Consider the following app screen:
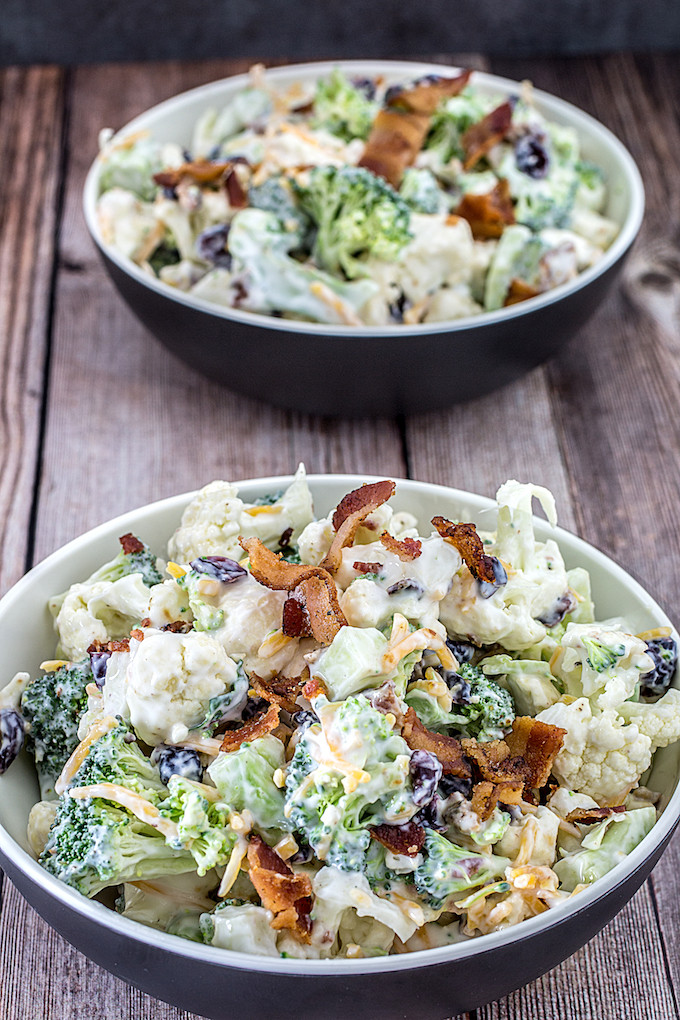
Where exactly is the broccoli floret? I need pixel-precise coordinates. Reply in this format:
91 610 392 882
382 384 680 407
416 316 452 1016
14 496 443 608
87 534 163 588
41 793 194 897
196 661 249 735
581 636 626 674
72 720 167 799
423 89 491 165
449 663 515 741
294 165 412 279
312 68 378 142
158 775 236 875
399 168 446 214
40 721 193 896
248 175 311 247
21 660 93 799
514 171 578 231
413 830 508 909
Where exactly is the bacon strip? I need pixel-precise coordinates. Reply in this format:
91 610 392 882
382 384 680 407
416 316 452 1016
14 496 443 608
87 638 130 654
219 702 280 752
380 533 422 561
353 560 383 575
240 538 347 645
119 533 145 555
471 779 524 821
461 100 513 170
454 178 516 240
249 669 309 713
322 481 396 573
431 517 498 585
370 820 426 857
359 71 471 188
247 835 313 941
153 159 243 189
402 708 472 778
504 716 567 790
566 806 627 825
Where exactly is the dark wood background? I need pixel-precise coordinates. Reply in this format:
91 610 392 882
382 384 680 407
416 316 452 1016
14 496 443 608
1 49 680 1019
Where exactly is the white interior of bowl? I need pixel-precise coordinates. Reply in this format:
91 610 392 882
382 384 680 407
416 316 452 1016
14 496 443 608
82 59 645 338
0 474 678 975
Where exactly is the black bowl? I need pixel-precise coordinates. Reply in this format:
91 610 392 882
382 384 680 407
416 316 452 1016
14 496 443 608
83 61 644 417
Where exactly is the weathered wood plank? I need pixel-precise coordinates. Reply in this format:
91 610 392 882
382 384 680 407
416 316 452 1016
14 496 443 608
0 65 65 595
32 58 404 563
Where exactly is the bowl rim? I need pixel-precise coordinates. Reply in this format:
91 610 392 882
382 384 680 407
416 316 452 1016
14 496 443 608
82 58 645 338
0 472 678 976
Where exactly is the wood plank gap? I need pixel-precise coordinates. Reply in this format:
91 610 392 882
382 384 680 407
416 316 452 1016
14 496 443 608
647 876 680 1020
23 67 73 574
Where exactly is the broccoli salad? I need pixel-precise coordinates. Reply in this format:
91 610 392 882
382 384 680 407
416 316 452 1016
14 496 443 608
95 64 619 327
2 467 679 960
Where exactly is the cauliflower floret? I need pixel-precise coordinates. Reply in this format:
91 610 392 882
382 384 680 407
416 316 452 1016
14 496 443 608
297 517 334 566
537 697 652 804
97 187 163 262
144 579 194 629
125 630 238 745
618 688 680 752
439 480 570 651
297 504 419 568
27 800 58 857
210 573 297 678
423 285 482 322
552 622 654 707
168 463 313 563
51 573 151 660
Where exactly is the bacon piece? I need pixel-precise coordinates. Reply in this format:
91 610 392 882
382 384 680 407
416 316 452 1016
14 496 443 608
431 517 498 585
241 538 347 644
282 595 312 638
566 806 627 825
471 779 524 821
250 669 309 713
370 820 426 857
353 560 383 575
303 675 326 700
504 716 566 789
119 533 145 555
380 533 422 561
247 835 313 942
504 278 540 306
153 159 235 189
322 480 396 573
461 100 514 170
359 71 471 188
219 702 280 752
402 708 471 778
454 178 516 240
129 629 145 642
161 620 193 634
87 638 130 654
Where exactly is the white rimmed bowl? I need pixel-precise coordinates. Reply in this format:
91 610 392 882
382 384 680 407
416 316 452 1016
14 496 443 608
83 60 644 417
1 474 676 1020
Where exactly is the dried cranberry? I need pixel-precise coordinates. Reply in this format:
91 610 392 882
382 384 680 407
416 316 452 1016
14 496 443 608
478 557 507 598
152 745 203 785
351 76 376 100
515 133 550 179
446 639 476 665
537 591 577 628
196 224 231 268
0 708 24 774
189 556 247 583
387 578 424 596
409 749 443 807
641 637 678 698
439 773 473 799
90 650 111 689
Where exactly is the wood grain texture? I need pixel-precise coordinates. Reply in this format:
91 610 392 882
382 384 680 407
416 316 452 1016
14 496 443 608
0 66 65 595
2 50 680 1020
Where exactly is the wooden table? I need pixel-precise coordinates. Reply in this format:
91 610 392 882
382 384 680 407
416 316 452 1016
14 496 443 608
1 51 679 1020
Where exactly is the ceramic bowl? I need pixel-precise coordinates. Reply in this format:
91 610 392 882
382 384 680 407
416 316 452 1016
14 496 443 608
82 61 644 417
1 474 678 1019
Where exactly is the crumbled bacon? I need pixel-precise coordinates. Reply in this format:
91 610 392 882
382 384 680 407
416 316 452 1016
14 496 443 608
119 533 145 555
250 668 309 713
359 71 471 188
161 620 193 634
153 159 235 189
380 533 422 561
402 708 472 778
303 675 326 700
247 835 313 942
370 820 426 857
566 806 627 825
240 538 347 644
129 629 145 642
471 779 524 821
431 517 498 585
504 716 567 790
353 560 383 575
321 480 396 573
454 178 516 240
87 638 131 654
461 100 514 170
220 702 280 752
504 278 540 306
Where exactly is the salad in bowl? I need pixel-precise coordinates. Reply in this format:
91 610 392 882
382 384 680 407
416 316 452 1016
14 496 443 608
1 468 678 963
94 64 620 328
